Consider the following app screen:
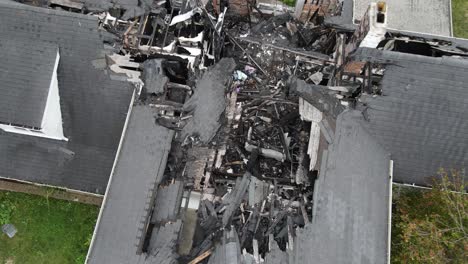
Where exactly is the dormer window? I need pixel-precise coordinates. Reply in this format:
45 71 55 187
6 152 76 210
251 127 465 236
0 39 67 141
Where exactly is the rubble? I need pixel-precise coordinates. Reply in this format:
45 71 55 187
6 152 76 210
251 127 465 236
89 0 324 263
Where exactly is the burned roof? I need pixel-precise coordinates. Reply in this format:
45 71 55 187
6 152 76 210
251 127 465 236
181 58 236 143
353 47 468 186
0 0 133 193
293 110 391 264
0 38 57 128
87 105 176 264
385 29 468 52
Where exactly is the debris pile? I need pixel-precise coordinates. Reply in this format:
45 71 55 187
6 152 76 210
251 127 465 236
184 57 317 264
89 1 339 263
173 8 342 262
225 12 336 84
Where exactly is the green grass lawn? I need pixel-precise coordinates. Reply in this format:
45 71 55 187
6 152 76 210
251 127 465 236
453 0 468 38
391 182 467 263
0 191 98 264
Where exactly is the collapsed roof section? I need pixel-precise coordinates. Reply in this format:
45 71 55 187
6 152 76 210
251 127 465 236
87 51 238 263
81 1 395 263
181 58 236 143
196 109 392 264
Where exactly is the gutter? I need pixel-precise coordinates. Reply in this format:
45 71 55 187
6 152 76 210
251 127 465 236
0 176 103 198
393 182 468 195
392 182 432 190
85 88 136 264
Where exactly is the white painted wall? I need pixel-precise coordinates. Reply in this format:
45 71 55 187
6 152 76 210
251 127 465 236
360 3 387 48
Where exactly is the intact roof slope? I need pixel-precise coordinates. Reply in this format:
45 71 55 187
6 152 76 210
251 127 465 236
353 0 452 36
293 110 391 264
0 0 133 193
87 105 175 264
0 38 57 127
353 47 468 186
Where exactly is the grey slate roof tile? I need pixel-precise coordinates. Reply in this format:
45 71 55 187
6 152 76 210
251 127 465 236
0 0 133 193
353 48 468 185
87 105 176 264
0 38 57 127
291 110 391 264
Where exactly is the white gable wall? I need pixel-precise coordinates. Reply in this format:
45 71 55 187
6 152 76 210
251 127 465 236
41 49 67 141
